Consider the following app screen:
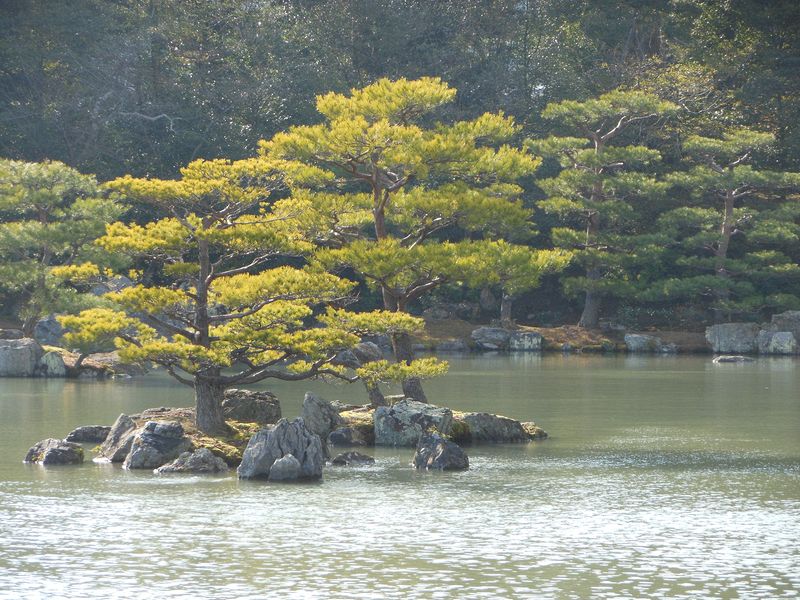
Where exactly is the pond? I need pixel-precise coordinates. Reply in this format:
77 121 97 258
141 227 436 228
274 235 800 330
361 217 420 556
1 354 798 598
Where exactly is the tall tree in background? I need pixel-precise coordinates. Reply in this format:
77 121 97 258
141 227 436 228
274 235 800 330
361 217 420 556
260 77 539 400
531 90 676 328
0 160 123 335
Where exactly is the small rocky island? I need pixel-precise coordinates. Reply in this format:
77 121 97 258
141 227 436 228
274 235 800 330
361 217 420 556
23 389 548 481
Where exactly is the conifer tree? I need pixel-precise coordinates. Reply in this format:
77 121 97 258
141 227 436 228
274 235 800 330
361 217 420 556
58 158 439 434
0 159 123 335
259 77 540 401
530 90 677 328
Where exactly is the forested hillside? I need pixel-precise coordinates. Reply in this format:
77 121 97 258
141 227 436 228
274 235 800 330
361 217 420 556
2 0 799 328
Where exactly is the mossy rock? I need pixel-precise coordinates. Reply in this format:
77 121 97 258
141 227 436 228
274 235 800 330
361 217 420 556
447 418 472 444
339 409 376 445
189 420 263 467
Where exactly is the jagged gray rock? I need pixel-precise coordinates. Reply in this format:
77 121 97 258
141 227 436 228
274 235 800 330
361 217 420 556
123 421 191 470
412 433 469 471
222 389 281 424
237 418 324 480
374 399 453 447
0 329 23 340
705 323 760 354
301 392 343 458
154 448 229 474
509 331 543 352
328 427 370 447
769 311 800 341
435 338 469 353
267 454 302 481
65 425 111 444
37 351 66 377
352 341 384 363
97 414 137 462
331 451 375 466
756 330 797 355
0 338 44 377
470 327 511 350
24 438 84 465
460 413 532 443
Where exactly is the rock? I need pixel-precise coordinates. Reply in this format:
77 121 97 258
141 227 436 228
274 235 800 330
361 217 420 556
65 425 111 444
24 438 84 465
705 323 760 354
90 275 133 296
97 414 138 462
412 433 469 471
756 330 797 355
123 421 191 470
332 349 360 368
154 448 229 474
0 329 24 340
83 351 146 376
0 338 44 377
301 392 344 457
237 418 324 480
624 333 663 353
435 338 469 353
712 355 756 363
331 451 375 466
267 454 302 481
459 412 532 443
33 315 64 346
509 331 543 352
362 334 393 353
470 327 511 351
352 341 384 363
328 427 370 447
221 388 281 425
521 422 549 440
37 351 66 377
769 311 800 341
374 399 453 447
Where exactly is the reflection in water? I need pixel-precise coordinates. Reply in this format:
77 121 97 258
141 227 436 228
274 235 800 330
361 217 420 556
0 355 798 598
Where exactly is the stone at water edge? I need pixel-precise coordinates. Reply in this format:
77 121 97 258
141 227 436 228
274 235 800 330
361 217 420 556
521 422 548 440
37 351 66 377
712 355 756 364
374 399 453 447
459 412 532 443
705 323 759 354
267 454 302 481
0 338 44 377
328 426 371 447
509 331 543 352
237 418 324 480
97 414 137 462
155 448 229 474
123 421 191 470
301 392 344 458
412 433 469 471
756 330 797 355
222 388 281 425
66 425 111 444
470 327 511 351
624 333 663 353
24 438 84 465
331 451 375 466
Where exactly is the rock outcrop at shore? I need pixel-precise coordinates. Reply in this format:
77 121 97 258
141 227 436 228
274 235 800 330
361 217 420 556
66 425 112 443
24 438 84 465
374 399 453 447
706 315 800 356
97 414 138 462
221 389 281 425
155 448 229 474
237 418 324 481
0 338 44 377
412 433 469 470
123 421 191 469
302 392 344 458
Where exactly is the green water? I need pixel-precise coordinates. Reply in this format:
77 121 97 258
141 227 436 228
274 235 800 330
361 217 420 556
0 354 798 599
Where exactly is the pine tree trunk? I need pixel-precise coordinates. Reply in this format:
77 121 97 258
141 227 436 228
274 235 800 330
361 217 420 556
713 192 735 323
194 378 229 435
579 208 602 329
391 331 427 403
366 382 387 407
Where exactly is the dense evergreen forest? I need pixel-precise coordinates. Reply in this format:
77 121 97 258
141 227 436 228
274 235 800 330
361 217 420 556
2 0 800 330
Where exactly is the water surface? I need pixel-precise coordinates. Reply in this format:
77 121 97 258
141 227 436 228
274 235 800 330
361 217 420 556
1 355 798 599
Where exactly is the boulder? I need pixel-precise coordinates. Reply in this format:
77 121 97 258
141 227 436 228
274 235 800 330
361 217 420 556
331 451 375 466
756 330 797 355
154 448 229 474
267 454 302 481
37 351 66 377
0 329 24 340
65 425 111 444
221 389 281 425
0 338 44 377
624 333 663 353
705 323 760 354
24 438 84 465
712 355 755 364
374 399 453 447
470 327 511 351
301 392 344 457
33 315 64 346
412 433 469 471
509 331 543 352
769 311 800 341
435 338 469 353
352 341 384 363
83 352 146 377
237 418 324 480
97 414 138 462
521 422 549 440
459 412 532 443
328 427 370 447
123 421 191 470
